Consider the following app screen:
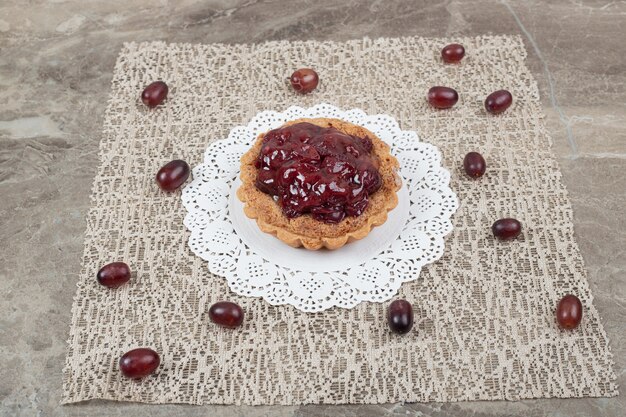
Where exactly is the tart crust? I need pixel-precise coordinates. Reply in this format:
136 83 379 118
237 118 401 250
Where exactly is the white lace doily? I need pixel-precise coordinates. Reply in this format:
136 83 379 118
182 104 458 312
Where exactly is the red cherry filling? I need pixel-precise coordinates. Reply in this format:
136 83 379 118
255 122 382 223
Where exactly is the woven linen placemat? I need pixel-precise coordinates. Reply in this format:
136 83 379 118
62 35 617 405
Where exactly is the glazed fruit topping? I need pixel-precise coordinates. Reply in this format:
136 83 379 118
255 122 381 223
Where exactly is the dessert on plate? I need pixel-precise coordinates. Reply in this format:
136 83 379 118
237 118 401 250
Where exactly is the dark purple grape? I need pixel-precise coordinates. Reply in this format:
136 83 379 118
441 43 465 63
156 160 190 192
209 301 244 328
427 86 458 109
290 68 319 94
141 81 168 108
492 218 522 240
119 348 160 379
97 262 131 288
463 152 486 178
556 294 583 330
387 300 414 334
485 90 513 114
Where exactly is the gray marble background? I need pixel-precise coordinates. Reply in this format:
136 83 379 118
0 1 624 416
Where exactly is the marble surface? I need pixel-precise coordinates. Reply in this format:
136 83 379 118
0 0 623 416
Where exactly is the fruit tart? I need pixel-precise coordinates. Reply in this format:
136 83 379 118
237 118 401 250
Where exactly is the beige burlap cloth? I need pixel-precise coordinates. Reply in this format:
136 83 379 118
62 35 617 405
